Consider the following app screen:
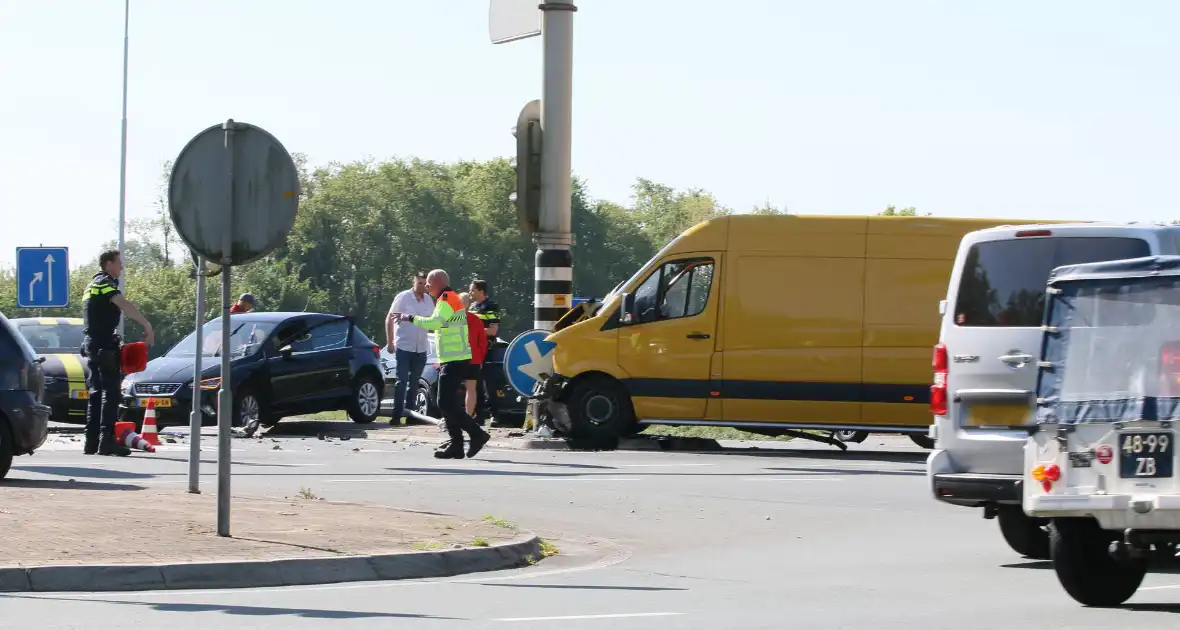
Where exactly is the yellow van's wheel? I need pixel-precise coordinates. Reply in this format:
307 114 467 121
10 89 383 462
565 376 635 451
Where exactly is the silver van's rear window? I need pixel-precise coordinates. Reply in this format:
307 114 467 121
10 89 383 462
955 237 1150 327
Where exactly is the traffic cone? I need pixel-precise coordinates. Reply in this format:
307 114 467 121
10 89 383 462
117 426 156 453
141 399 161 446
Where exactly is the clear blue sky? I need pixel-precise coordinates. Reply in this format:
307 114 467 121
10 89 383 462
1 0 1177 269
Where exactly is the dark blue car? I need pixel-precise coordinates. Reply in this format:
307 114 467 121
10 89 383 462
120 312 385 436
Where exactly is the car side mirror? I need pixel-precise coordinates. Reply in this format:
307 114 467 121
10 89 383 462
619 293 636 325
279 345 294 359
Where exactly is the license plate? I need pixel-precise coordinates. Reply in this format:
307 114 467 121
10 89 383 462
962 403 1031 428
138 397 172 408
1118 432 1174 479
1068 451 1094 468
70 389 89 400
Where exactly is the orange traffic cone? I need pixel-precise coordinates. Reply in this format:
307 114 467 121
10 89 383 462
117 426 156 453
141 399 161 446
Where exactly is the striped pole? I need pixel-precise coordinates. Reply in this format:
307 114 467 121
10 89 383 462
534 248 572 330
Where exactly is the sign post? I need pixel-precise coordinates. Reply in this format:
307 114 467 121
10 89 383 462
492 0 578 332
16 247 70 309
169 120 300 537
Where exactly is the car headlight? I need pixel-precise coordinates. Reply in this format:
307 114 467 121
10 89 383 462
197 377 221 390
122 380 135 395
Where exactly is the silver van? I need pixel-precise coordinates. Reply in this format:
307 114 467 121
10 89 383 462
926 223 1180 559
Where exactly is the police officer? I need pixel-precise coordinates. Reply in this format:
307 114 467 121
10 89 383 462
396 269 491 459
468 279 500 421
82 250 155 456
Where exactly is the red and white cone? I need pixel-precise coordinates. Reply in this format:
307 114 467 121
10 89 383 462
141 399 161 446
118 427 156 453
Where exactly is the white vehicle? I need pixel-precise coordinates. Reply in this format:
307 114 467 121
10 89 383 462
1023 256 1180 607
927 223 1180 559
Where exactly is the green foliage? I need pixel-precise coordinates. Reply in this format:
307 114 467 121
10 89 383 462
0 155 855 359
879 205 931 217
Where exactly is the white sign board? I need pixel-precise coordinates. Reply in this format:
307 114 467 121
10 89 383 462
490 0 541 44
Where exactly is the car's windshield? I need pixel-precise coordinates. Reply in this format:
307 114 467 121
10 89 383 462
17 323 85 354
167 320 277 358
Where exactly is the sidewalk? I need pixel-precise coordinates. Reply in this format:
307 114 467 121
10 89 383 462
0 484 541 592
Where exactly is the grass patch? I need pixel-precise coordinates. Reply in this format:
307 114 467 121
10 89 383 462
296 487 318 500
297 410 350 422
482 515 516 529
412 540 443 551
539 539 559 558
641 424 797 441
472 537 490 547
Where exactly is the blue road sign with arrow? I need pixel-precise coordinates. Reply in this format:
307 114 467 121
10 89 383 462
16 247 70 309
502 329 557 396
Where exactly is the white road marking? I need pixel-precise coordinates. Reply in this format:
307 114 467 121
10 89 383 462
742 477 843 482
617 463 715 468
1139 584 1180 591
530 477 641 482
495 612 684 622
324 478 417 483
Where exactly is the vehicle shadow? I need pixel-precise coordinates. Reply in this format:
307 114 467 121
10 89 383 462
674 448 929 465
1003 558 1180 575
0 478 145 491
0 596 458 620
262 421 371 440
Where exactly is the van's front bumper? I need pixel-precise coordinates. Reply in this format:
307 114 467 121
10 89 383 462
929 447 1022 507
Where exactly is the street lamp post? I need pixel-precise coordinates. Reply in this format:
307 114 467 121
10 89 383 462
116 0 130 337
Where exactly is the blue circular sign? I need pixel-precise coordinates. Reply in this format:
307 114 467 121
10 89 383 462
503 329 558 396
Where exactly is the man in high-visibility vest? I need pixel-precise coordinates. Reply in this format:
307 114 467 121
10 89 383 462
395 269 491 459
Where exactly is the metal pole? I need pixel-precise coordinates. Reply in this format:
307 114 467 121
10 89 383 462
116 0 130 338
187 256 205 494
216 120 236 537
533 0 576 332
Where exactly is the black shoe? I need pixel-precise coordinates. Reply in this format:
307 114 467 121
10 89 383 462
434 446 465 459
98 444 132 457
467 430 491 458
83 441 98 456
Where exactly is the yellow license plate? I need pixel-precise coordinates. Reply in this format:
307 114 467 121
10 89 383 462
964 403 1031 427
71 389 89 400
140 397 172 408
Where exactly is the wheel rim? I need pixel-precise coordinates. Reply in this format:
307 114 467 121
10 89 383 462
240 395 260 432
584 393 616 426
835 430 858 441
415 385 428 412
358 381 380 416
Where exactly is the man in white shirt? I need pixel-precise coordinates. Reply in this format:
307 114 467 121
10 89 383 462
386 270 436 423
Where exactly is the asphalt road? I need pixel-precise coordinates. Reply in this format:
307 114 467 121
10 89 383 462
3 422 1180 629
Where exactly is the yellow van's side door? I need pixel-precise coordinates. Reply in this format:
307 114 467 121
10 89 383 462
617 254 722 420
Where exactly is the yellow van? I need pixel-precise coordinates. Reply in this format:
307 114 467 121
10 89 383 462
535 213 1051 449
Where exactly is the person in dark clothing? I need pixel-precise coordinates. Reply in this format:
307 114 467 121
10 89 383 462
229 293 255 313
82 250 155 456
467 279 501 421
396 269 491 460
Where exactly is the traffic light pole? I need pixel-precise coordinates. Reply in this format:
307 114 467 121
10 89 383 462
533 0 576 331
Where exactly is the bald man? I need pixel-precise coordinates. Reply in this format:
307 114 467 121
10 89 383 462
395 269 491 459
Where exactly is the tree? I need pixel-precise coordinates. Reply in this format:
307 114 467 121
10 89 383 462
878 205 931 217
0 157 745 357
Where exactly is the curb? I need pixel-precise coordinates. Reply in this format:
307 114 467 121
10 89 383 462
0 534 543 593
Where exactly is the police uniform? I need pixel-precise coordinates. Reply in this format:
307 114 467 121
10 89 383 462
81 272 128 455
405 287 491 459
468 297 501 419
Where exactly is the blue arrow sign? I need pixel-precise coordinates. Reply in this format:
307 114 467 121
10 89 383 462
16 247 70 309
502 329 557 396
